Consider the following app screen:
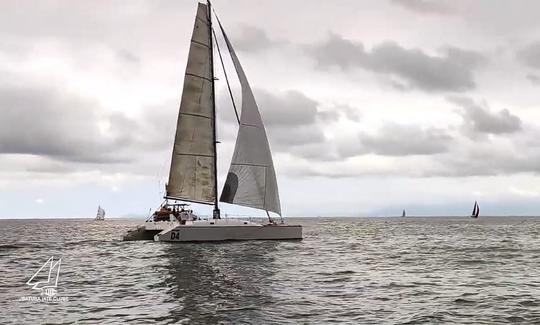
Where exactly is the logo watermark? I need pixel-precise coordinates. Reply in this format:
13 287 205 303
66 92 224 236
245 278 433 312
18 256 69 303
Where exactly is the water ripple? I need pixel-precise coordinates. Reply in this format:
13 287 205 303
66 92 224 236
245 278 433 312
1 217 540 324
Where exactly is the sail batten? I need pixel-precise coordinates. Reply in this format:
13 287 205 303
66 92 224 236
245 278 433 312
166 3 216 204
216 19 282 215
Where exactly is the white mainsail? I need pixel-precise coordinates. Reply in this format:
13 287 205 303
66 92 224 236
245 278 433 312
166 3 216 205
216 20 282 216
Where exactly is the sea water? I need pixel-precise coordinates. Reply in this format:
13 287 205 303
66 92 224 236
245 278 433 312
1 217 539 324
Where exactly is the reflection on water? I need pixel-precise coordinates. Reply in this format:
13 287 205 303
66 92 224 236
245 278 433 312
1 217 540 324
164 242 278 324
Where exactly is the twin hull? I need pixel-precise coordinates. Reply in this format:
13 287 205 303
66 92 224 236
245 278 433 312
123 220 303 242
123 221 179 241
156 223 303 242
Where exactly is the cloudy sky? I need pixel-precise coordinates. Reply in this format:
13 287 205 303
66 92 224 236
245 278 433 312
2 0 540 218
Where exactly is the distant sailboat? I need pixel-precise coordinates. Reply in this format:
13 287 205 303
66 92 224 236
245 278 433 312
402 209 406 218
95 206 105 221
123 1 302 242
470 201 480 218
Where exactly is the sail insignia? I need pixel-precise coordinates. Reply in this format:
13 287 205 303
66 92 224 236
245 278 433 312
216 19 282 215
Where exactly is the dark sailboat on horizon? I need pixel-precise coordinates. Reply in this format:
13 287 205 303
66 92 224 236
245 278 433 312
470 201 480 218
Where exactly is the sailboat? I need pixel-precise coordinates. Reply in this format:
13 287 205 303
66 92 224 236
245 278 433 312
401 209 406 218
95 206 105 221
470 201 479 218
123 1 302 242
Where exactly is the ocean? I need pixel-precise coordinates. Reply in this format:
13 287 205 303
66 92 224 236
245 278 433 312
1 217 539 324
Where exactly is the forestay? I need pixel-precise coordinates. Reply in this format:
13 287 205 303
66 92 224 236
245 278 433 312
167 3 216 204
217 20 282 215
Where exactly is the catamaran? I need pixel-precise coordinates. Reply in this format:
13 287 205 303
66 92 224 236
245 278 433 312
95 206 105 221
123 1 302 242
470 201 480 219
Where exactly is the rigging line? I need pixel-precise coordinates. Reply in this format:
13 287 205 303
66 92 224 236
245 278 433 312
212 26 240 125
208 0 220 218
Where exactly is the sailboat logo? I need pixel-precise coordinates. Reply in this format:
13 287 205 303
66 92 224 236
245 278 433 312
26 256 62 297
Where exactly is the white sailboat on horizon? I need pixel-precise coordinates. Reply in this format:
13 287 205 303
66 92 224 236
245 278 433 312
95 206 105 221
123 1 302 242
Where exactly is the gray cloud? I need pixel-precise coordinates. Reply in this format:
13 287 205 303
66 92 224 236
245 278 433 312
449 97 522 135
517 41 540 70
218 88 324 127
336 123 451 158
310 33 484 92
230 24 283 53
332 104 362 122
391 0 456 15
255 89 320 126
0 1 536 182
116 49 141 64
219 88 372 164
316 110 340 122
269 126 326 149
361 124 451 156
217 88 335 159
25 159 78 174
0 84 173 164
430 140 540 177
526 74 540 85
256 91 330 157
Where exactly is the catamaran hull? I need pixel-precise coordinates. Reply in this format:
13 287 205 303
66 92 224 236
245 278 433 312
123 228 162 241
122 221 180 241
155 224 302 242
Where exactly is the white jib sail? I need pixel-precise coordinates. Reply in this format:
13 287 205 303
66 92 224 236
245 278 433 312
217 21 281 215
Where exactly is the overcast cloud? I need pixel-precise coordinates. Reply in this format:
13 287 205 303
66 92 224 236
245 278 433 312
2 0 540 217
309 34 485 92
449 97 523 135
360 124 452 156
517 42 540 70
391 0 457 15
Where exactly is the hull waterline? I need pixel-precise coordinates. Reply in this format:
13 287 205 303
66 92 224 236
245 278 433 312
156 223 302 242
122 219 302 242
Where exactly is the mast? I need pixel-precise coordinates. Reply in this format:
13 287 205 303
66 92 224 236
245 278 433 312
208 0 220 219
